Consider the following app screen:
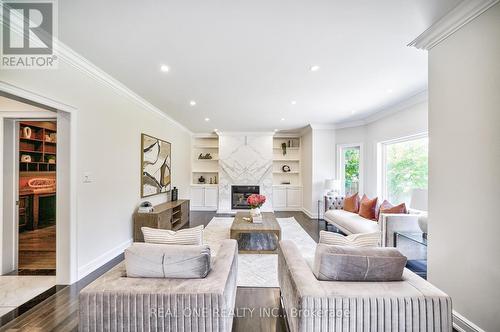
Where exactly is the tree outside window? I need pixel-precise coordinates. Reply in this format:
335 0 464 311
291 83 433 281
384 136 428 205
343 147 360 195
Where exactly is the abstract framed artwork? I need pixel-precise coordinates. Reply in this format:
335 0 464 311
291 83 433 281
141 133 172 197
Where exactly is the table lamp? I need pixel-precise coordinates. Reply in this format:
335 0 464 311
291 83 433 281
325 179 341 196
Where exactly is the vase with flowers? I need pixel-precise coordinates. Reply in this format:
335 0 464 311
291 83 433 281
247 194 266 221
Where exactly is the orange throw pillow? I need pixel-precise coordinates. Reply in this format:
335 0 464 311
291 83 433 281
358 194 378 221
380 201 407 214
343 193 360 213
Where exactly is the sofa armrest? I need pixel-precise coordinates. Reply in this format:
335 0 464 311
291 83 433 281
279 240 322 298
278 240 323 332
379 213 420 247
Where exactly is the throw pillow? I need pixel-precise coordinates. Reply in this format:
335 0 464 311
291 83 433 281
343 193 360 213
358 194 378 220
380 201 407 214
125 243 211 278
319 230 380 247
312 244 407 281
141 225 203 245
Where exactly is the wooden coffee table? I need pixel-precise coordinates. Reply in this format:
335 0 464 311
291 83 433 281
230 212 281 254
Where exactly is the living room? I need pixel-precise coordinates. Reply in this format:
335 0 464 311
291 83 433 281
0 1 499 331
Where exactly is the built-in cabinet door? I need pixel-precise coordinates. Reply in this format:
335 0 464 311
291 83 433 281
204 187 218 208
273 187 287 208
191 187 205 208
286 188 302 208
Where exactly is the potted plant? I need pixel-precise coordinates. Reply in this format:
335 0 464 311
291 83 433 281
247 194 266 218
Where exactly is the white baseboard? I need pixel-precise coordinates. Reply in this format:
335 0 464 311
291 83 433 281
274 207 303 212
302 208 323 219
453 311 485 332
190 207 218 211
77 238 132 280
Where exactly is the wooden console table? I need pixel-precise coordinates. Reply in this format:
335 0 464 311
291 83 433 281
133 199 190 242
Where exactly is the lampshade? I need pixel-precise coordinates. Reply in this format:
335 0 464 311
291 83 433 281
410 188 428 211
325 179 341 191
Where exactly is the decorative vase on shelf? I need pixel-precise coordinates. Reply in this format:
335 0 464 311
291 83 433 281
23 127 32 139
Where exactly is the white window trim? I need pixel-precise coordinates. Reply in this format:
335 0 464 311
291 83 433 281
336 143 364 196
377 132 428 201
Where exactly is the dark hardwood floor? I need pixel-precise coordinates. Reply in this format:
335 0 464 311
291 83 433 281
18 225 56 272
0 211 323 332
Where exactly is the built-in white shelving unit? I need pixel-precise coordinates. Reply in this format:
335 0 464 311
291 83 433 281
192 135 219 185
272 135 302 211
272 136 301 186
191 134 219 211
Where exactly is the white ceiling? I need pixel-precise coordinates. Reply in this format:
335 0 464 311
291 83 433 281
59 0 460 133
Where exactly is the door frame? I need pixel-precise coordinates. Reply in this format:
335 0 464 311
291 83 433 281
0 81 78 285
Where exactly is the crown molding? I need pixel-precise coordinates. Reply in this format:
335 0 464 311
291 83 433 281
363 90 427 123
333 119 366 130
54 42 192 134
309 123 336 131
409 0 499 50
333 90 428 130
217 131 275 136
1 9 192 134
192 132 218 138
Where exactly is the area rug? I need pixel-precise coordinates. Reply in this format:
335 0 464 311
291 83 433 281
203 217 316 288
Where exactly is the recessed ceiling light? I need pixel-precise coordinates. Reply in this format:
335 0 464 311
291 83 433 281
387 89 393 93
204 117 210 122
274 129 278 132
291 100 297 105
160 65 170 72
310 65 320 72
351 110 356 114
189 100 197 106
281 118 285 121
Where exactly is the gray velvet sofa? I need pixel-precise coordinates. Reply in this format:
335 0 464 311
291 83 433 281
79 239 238 332
278 240 452 332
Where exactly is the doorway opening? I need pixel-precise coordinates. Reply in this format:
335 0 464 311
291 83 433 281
18 121 57 275
1 85 76 286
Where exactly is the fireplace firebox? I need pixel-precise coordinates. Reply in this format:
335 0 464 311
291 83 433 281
231 185 259 209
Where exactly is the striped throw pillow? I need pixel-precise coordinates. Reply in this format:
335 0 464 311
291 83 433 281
319 231 380 247
141 225 204 245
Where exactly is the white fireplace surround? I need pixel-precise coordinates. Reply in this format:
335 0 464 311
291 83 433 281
217 132 274 213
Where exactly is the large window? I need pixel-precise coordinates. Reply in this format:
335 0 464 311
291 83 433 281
339 145 362 196
381 134 428 205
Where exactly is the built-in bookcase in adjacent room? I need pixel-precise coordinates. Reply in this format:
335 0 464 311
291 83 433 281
19 121 57 172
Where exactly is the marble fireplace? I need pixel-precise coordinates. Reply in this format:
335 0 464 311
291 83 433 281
218 133 273 213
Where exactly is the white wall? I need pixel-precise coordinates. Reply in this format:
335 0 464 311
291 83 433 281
428 4 500 331
312 128 335 217
301 126 336 217
0 59 192 281
301 128 313 214
335 99 428 197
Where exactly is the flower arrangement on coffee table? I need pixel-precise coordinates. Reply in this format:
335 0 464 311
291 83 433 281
247 194 266 221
